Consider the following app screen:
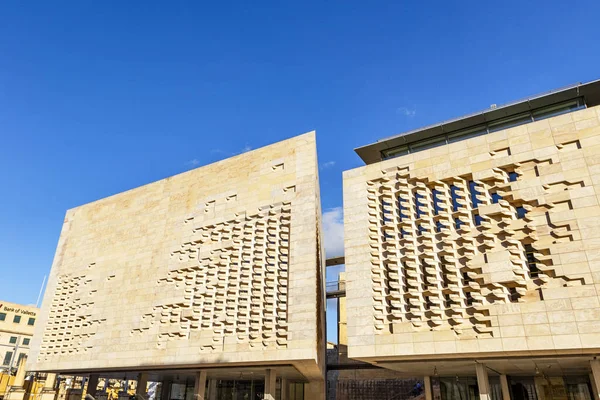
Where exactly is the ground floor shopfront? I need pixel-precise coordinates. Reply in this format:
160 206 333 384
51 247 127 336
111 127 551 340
47 365 309 400
436 375 592 400
324 355 600 400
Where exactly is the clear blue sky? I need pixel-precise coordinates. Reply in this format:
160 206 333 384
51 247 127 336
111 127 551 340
1 1 599 341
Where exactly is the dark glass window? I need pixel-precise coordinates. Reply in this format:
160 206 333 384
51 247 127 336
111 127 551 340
9 336 17 344
382 145 409 160
516 206 527 219
27 318 35 326
509 172 518 182
410 136 446 152
533 99 584 121
3 351 13 366
474 214 483 226
13 315 21 324
23 338 30 346
488 113 533 133
448 126 487 143
0 313 5 321
491 193 502 204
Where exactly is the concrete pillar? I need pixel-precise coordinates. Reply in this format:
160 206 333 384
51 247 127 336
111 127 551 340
160 381 171 400
13 356 27 387
424 376 433 400
44 374 57 390
264 369 276 400
40 373 58 400
591 360 600 400
476 364 491 400
87 374 100 397
590 373 599 400
193 371 207 400
136 373 149 398
5 356 28 400
500 375 511 400
280 378 288 400
207 380 217 400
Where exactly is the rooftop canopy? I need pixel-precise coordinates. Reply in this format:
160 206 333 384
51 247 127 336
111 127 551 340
355 79 600 165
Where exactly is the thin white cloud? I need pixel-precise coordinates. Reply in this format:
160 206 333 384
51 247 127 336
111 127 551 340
186 159 200 167
320 161 336 169
322 207 344 258
397 106 416 117
240 145 252 154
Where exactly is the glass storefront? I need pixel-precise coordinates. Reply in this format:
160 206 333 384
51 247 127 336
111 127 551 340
436 376 593 400
213 379 266 400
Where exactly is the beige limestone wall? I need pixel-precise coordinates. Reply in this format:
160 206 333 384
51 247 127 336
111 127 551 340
344 106 600 361
28 132 324 381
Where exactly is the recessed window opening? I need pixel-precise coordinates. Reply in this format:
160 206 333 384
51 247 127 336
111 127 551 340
410 136 446 152
432 189 442 215
382 199 392 223
436 220 446 233
516 206 527 219
450 185 461 212
447 126 487 144
488 113 533 133
525 244 540 277
415 192 425 219
474 214 483 226
468 180 481 208
532 98 585 121
491 193 502 204
398 196 408 220
455 217 463 229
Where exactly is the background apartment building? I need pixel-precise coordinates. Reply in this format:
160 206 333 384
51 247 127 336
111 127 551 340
26 132 325 400
0 301 38 374
343 80 600 400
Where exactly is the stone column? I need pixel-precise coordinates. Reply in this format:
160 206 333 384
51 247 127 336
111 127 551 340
590 360 600 399
424 376 433 400
193 371 207 400
87 374 100 397
589 373 599 400
160 381 171 400
500 375 511 400
136 373 149 398
280 378 288 400
476 364 491 400
207 380 217 400
40 373 58 400
264 369 276 400
44 374 57 390
5 356 28 400
13 356 27 387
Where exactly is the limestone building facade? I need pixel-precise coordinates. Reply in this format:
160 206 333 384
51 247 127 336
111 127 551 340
27 132 325 400
0 301 38 373
344 80 600 400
